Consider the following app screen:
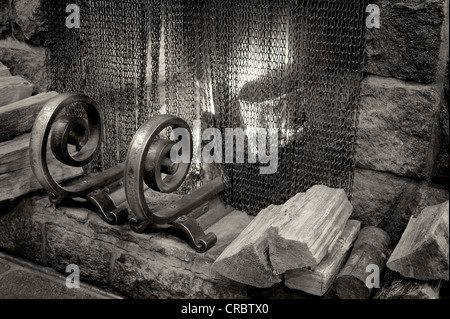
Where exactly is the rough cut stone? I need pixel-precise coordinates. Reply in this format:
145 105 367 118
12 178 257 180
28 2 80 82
433 58 449 186
0 39 47 93
0 75 33 107
0 91 59 142
0 198 46 264
366 0 445 84
0 133 83 202
356 76 438 179
0 1 10 39
12 0 45 45
350 168 417 228
0 62 10 76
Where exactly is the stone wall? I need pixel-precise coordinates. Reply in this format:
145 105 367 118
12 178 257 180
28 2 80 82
352 0 449 245
0 0 47 93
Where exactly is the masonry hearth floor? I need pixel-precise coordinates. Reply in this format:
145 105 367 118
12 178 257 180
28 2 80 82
0 251 122 299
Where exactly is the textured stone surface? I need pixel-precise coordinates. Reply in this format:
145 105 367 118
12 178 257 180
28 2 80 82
0 75 33 107
0 61 10 76
0 195 307 299
0 0 11 39
0 92 59 142
356 76 438 178
366 0 445 84
63 206 90 224
385 183 449 247
351 168 417 229
0 38 47 93
0 259 11 274
433 58 449 186
111 252 249 299
0 198 46 264
12 0 45 45
387 201 449 281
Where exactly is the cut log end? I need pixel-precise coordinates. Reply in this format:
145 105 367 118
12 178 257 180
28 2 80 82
387 201 449 281
285 220 361 296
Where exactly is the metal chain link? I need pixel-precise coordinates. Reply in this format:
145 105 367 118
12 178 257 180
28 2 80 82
44 0 367 215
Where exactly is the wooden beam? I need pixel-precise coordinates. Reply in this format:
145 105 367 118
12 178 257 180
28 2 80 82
331 226 390 299
0 133 83 202
268 185 353 274
0 92 59 142
284 219 361 296
0 76 33 107
387 201 449 281
374 270 442 299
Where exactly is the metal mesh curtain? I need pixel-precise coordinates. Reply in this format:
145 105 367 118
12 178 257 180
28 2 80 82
44 0 367 215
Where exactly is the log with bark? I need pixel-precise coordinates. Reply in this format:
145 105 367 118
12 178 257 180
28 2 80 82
331 226 390 299
285 219 361 296
387 201 449 281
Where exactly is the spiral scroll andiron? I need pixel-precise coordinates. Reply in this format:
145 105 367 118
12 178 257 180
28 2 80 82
29 93 128 225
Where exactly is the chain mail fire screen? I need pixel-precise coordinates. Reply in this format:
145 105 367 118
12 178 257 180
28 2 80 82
44 0 367 215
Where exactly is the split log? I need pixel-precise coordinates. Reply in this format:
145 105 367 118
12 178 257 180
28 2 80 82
0 76 34 107
374 269 442 299
0 63 11 77
0 134 83 202
206 210 253 257
332 226 390 299
284 219 361 296
0 92 59 142
387 201 449 281
268 185 353 274
212 204 283 288
212 185 353 288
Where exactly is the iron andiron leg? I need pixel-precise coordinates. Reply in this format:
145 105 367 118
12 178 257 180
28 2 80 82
30 93 128 224
125 115 222 253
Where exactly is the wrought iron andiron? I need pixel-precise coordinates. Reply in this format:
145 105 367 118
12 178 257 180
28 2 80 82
30 93 220 252
30 93 128 224
125 115 220 253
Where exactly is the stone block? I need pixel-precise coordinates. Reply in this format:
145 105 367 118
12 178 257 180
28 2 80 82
366 0 445 84
356 76 438 178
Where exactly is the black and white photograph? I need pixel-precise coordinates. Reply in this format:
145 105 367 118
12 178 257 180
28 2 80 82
0 0 448 309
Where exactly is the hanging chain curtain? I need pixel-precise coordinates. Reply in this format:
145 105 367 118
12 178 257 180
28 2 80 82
44 0 367 215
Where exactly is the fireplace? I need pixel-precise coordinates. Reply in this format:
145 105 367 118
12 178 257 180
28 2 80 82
44 0 367 215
